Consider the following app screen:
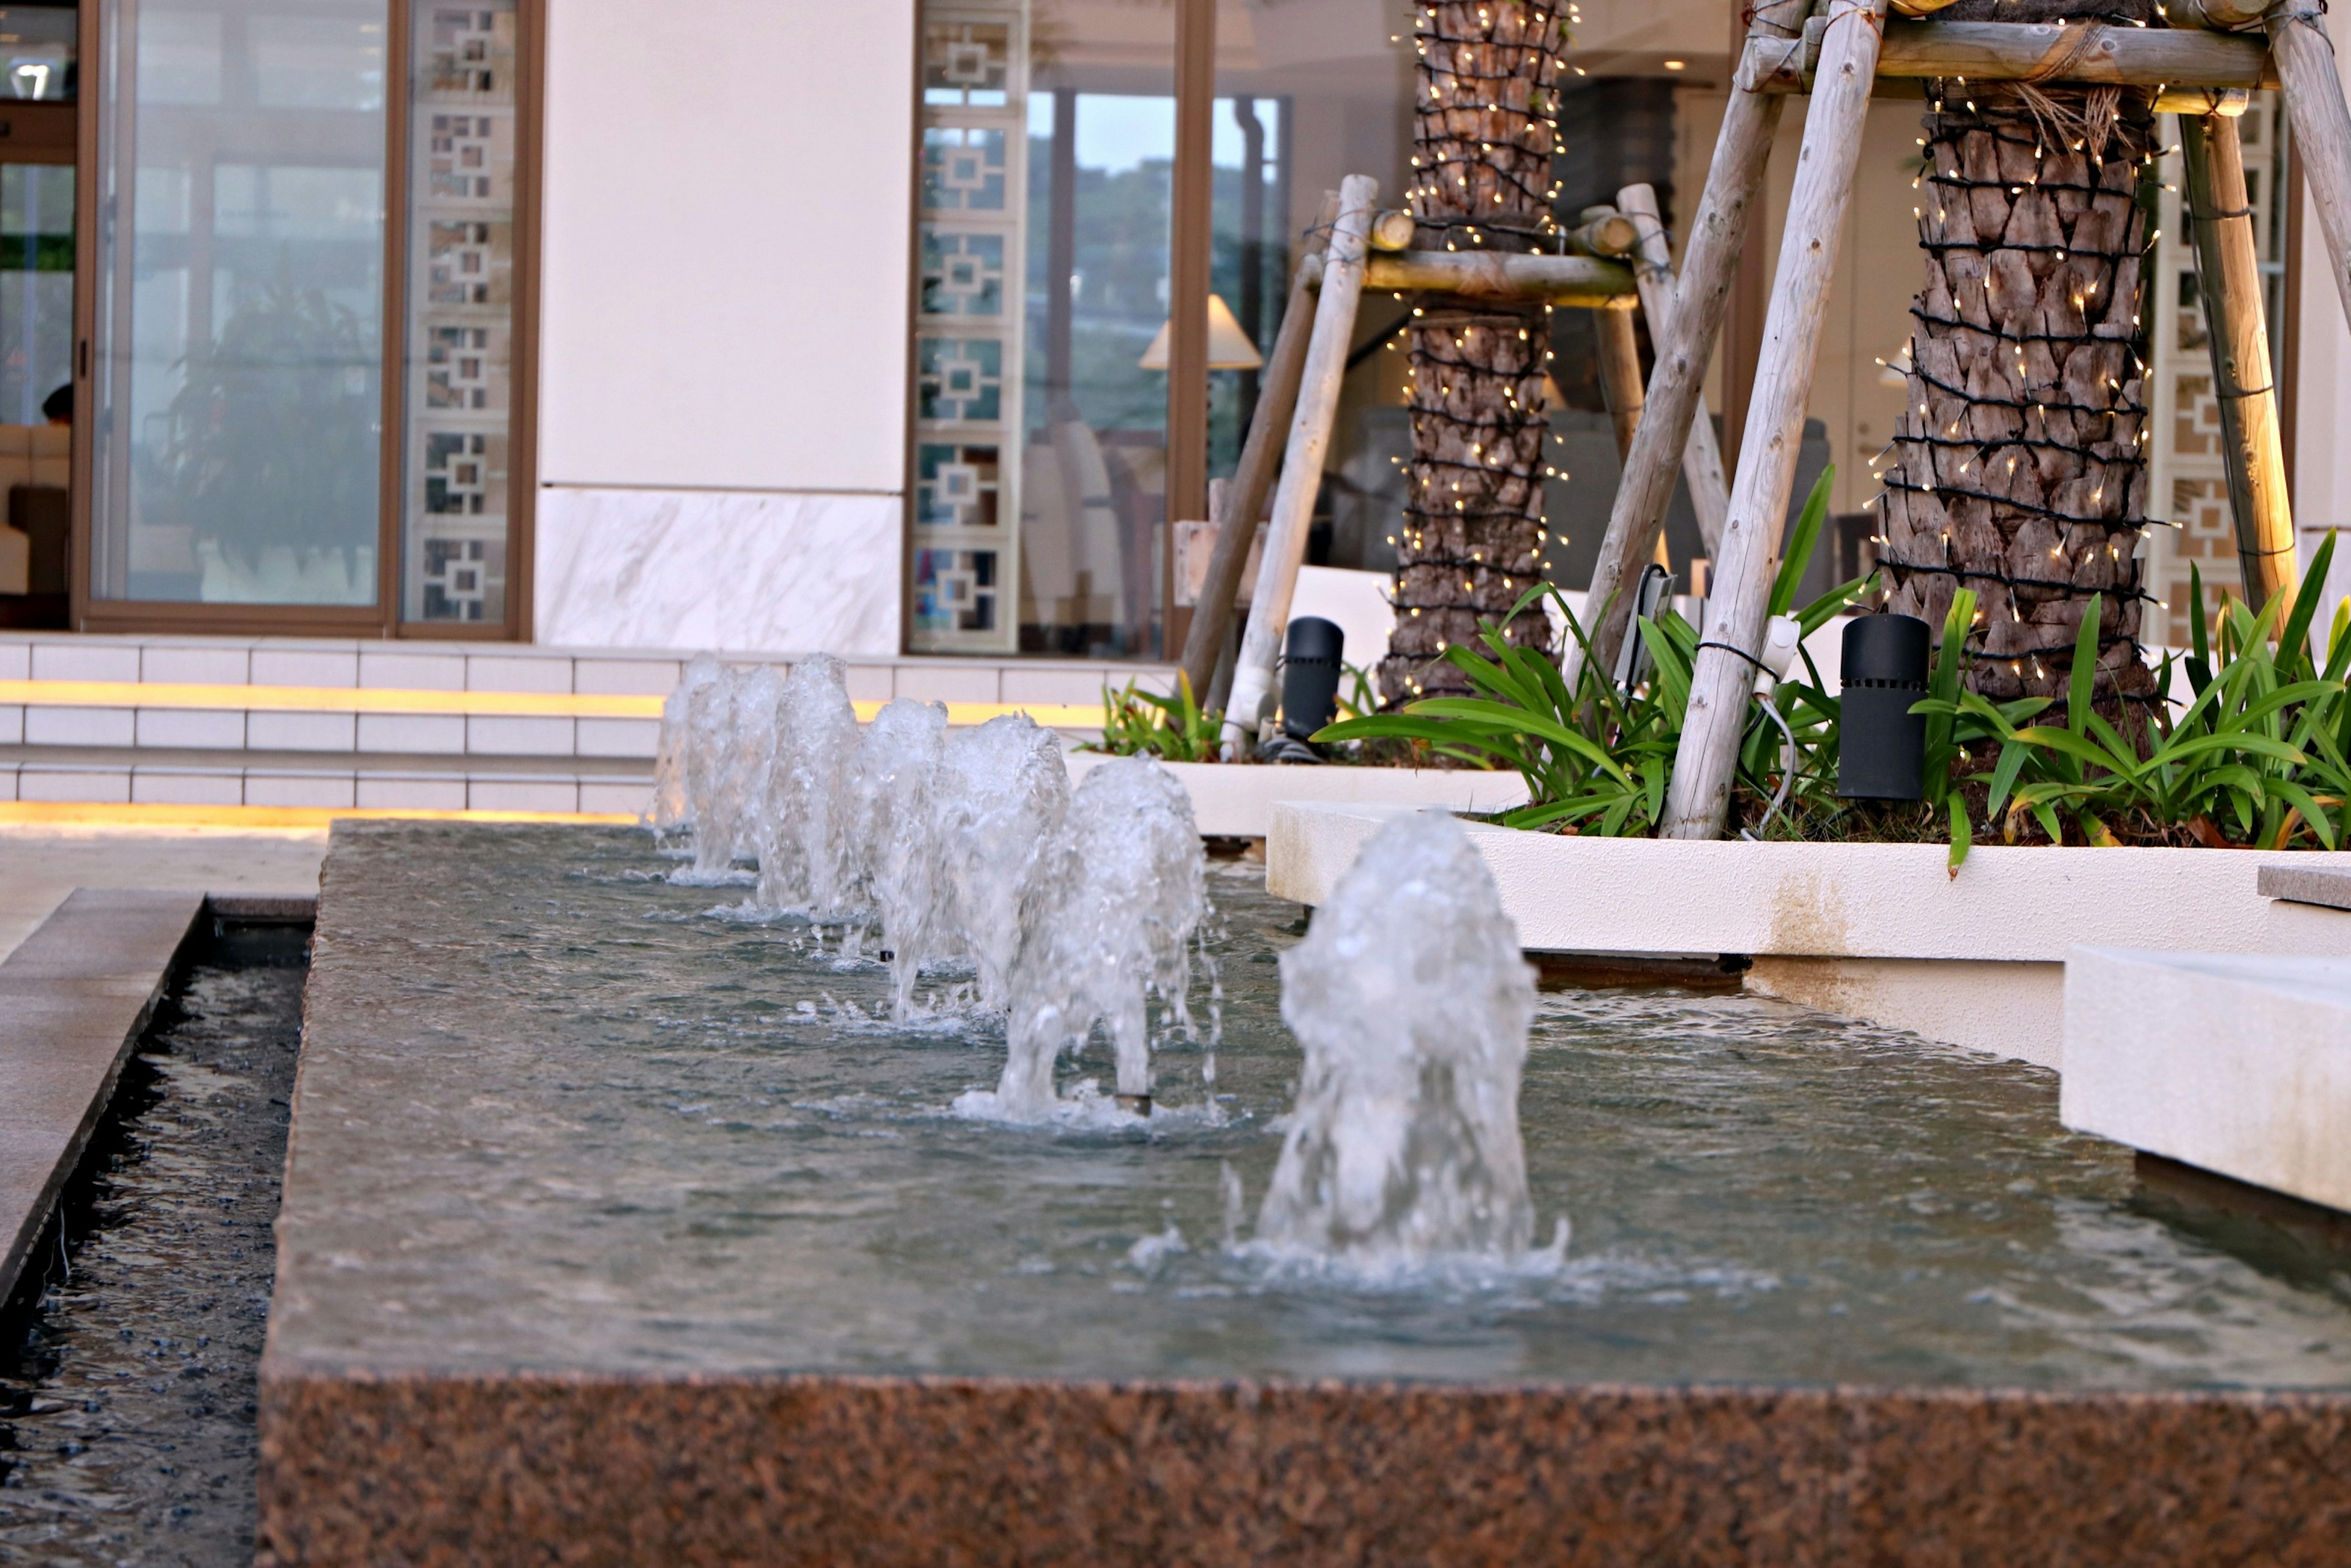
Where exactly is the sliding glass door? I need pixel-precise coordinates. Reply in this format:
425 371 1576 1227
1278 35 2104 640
83 0 389 615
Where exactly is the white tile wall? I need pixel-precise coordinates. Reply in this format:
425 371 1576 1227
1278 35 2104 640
251 648 360 688
470 779 578 812
359 651 468 691
576 717 659 759
469 653 573 693
0 642 26 679
140 645 251 685
356 713 468 753
133 771 245 805
247 712 358 751
137 709 248 749
579 780 654 815
894 665 999 703
0 704 20 744
468 715 576 755
575 658 681 696
1003 667 1117 706
26 707 137 746
20 767 131 802
0 767 15 801
357 775 469 810
246 773 358 808
31 643 140 682
842 664 893 702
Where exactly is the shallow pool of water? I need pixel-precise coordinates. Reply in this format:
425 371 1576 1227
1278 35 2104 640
0 937 306 1568
275 823 2351 1392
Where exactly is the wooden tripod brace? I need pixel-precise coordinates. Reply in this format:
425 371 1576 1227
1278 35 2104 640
1655 0 2351 841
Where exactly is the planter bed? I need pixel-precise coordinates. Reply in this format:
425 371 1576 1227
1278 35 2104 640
1266 801 2351 1068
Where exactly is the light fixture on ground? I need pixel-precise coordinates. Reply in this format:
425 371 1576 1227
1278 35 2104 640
1837 613 1929 801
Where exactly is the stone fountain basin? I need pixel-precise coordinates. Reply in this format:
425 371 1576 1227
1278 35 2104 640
256 823 2351 1566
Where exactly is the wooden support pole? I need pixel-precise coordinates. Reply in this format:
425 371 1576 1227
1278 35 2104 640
1619 181 1731 555
1221 174 1380 756
1662 0 1888 842
2269 2 2351 339
1343 250 1638 306
1739 17 2277 92
1176 193 1339 699
2182 111 2300 607
1166 0 1217 535
1572 0 1802 688
1594 305 1646 461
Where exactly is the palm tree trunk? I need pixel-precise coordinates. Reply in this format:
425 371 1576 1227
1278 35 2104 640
1880 47 2161 705
1379 0 1567 705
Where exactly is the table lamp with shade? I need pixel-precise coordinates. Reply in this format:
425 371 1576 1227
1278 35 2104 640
1138 293 1265 371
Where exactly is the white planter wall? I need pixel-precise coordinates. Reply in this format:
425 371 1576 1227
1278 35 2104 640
1267 802 2351 1068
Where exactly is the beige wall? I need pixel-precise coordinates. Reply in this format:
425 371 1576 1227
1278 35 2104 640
1676 87 1925 522
529 0 915 655
535 0 916 495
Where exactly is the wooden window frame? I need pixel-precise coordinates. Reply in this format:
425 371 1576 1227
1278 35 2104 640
67 0 546 640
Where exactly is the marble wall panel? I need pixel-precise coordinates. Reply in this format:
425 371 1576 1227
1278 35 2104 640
534 487 901 656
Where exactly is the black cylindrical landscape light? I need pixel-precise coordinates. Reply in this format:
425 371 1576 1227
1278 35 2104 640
1280 616 1346 740
1838 613 1929 800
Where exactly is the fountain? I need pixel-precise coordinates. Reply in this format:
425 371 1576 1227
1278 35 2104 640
649 650 718 832
757 655 863 918
852 696 950 1015
977 755 1207 1119
1252 809 1558 1268
928 714 1072 1013
247 658 2351 1562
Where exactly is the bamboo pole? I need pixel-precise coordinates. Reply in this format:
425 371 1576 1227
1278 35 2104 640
1571 0 1804 689
1177 193 1340 698
1221 174 1380 756
1619 181 1731 555
1661 0 1888 842
2269 2 2351 338
1346 251 1637 305
2181 111 2299 607
1739 17 2277 91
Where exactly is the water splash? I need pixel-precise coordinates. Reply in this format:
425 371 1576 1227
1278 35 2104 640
931 715 1070 1013
853 697 951 1016
758 655 863 918
660 666 1216 1114
680 666 770 882
986 756 1207 1117
650 652 721 831
1253 809 1558 1270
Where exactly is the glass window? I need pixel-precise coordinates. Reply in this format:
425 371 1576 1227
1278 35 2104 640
912 0 1176 658
0 163 72 426
88 0 388 607
396 0 520 625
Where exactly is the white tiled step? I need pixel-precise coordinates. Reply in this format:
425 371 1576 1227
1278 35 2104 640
0 746 653 816
0 632 1171 704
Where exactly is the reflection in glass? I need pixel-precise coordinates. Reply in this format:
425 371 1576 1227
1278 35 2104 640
89 0 387 606
910 0 1175 658
399 1 520 624
0 5 75 100
0 163 70 426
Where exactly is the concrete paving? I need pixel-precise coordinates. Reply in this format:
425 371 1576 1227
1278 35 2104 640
0 823 327 966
